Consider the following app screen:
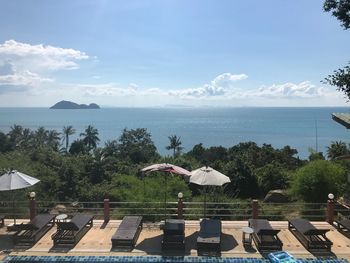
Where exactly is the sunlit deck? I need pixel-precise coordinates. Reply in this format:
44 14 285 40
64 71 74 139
1 219 350 261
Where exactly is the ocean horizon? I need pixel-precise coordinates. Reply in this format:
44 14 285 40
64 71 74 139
1 106 349 159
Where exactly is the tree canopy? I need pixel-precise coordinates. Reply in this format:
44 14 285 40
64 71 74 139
323 0 350 99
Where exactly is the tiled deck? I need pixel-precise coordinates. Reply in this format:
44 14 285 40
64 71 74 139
1 219 350 261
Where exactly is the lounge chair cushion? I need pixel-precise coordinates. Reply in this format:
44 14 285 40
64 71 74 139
198 219 221 242
249 219 280 235
289 219 329 235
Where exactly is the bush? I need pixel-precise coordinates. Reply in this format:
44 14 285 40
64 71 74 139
291 160 347 203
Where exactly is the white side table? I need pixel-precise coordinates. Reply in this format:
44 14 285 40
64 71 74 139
242 226 254 246
56 214 68 222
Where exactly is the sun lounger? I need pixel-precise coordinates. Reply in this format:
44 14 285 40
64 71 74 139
197 219 221 256
13 214 55 246
248 219 283 251
288 219 332 251
52 214 93 246
111 216 142 249
162 219 185 251
334 218 350 236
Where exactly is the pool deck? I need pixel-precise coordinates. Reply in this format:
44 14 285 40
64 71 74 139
1 219 350 261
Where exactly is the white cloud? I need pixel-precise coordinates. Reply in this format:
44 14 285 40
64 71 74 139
0 40 89 71
211 73 248 88
0 60 53 93
169 73 247 98
251 81 324 98
0 40 89 93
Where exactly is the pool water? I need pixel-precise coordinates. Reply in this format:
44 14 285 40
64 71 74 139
2 256 349 263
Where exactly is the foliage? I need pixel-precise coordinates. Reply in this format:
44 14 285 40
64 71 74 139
254 162 290 195
0 125 348 207
324 0 350 29
80 125 100 151
323 63 350 100
323 0 350 99
327 141 349 160
166 135 183 158
291 160 347 203
62 126 76 153
117 128 159 163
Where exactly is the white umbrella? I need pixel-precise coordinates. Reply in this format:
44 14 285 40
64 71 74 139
0 170 40 191
141 163 190 218
0 170 40 224
189 166 230 217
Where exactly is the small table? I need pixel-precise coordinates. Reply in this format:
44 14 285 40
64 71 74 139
242 226 254 246
56 214 68 222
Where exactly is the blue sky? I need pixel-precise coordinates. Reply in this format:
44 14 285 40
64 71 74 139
0 0 349 107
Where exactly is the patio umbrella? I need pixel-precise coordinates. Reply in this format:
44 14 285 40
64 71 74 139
0 170 40 224
189 166 230 218
141 163 191 218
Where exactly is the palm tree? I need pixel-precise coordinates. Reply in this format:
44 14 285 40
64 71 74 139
62 126 76 153
34 127 48 146
8 124 24 147
327 141 349 160
166 135 183 158
47 130 61 150
80 125 100 151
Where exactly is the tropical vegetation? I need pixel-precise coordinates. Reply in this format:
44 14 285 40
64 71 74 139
0 125 349 207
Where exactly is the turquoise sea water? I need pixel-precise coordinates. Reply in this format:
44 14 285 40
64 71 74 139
0 107 349 159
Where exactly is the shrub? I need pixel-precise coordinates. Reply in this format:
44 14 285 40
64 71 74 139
291 160 347 203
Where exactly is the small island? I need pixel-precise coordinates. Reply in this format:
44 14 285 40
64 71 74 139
50 100 100 109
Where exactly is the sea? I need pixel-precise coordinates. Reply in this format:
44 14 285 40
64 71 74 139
0 107 349 159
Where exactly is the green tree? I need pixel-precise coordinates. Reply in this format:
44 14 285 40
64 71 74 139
324 0 350 29
327 141 349 160
254 162 289 195
323 63 350 100
34 127 48 147
69 139 88 155
291 160 347 202
0 132 13 152
166 135 183 158
62 126 76 153
47 130 61 151
323 0 350 99
80 125 100 151
8 124 24 147
117 128 159 163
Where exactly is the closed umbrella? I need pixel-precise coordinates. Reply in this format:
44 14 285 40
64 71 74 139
189 166 230 217
141 163 190 218
0 170 40 224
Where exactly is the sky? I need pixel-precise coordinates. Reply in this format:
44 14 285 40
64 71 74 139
0 0 349 107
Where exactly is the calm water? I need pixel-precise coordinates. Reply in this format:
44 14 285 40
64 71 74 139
0 107 349 159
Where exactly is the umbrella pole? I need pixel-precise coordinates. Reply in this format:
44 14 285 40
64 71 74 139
204 187 207 218
13 191 16 225
164 174 167 219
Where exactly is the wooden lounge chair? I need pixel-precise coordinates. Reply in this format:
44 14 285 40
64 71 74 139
248 219 283 251
288 219 333 251
162 219 185 251
334 218 350 236
197 219 221 256
13 214 55 246
111 216 142 250
52 214 93 246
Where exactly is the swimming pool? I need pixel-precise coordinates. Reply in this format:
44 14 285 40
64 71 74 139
2 256 349 263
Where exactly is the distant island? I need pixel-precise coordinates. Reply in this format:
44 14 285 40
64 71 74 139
50 100 100 109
